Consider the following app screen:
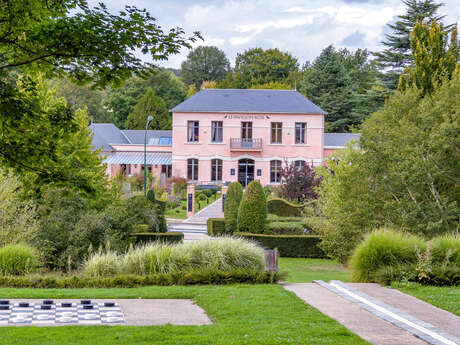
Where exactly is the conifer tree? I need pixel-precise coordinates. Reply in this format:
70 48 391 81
124 88 170 130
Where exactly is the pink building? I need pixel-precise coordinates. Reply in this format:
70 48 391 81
90 89 360 186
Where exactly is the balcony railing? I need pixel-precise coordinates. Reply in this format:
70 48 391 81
230 138 263 151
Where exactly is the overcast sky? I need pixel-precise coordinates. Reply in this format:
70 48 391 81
89 0 460 68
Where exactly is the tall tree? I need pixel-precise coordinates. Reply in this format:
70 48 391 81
125 89 170 130
180 46 230 87
0 0 198 189
374 0 446 88
105 68 187 128
399 19 459 95
219 48 298 89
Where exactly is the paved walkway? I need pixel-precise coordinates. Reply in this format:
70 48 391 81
283 282 460 345
168 198 222 241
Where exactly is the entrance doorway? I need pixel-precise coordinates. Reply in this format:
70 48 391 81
238 159 254 188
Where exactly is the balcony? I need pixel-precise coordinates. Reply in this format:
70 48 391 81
230 138 263 151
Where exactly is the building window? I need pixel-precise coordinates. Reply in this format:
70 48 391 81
162 164 172 178
241 122 253 141
187 121 199 142
295 160 306 171
187 159 198 180
271 122 282 144
295 123 306 144
270 160 282 183
211 159 222 181
211 121 223 143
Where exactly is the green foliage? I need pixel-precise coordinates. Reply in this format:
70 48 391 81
237 181 267 234
0 270 279 288
132 232 184 245
350 229 426 282
132 224 150 233
0 244 38 276
180 46 230 87
399 19 459 96
265 221 305 235
235 233 326 258
224 182 243 235
124 88 170 130
186 84 198 98
374 0 446 86
0 1 200 87
267 198 304 217
219 48 298 88
207 218 226 236
146 189 156 204
155 198 168 233
301 46 388 132
0 170 39 245
316 70 460 263
430 235 460 266
84 238 265 277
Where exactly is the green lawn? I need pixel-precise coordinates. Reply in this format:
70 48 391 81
279 258 350 283
0 285 368 345
392 282 460 317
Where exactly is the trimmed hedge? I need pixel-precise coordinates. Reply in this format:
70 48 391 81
265 221 304 235
131 232 184 244
235 233 326 258
0 270 280 288
237 181 267 234
224 182 243 234
267 198 304 217
207 218 226 236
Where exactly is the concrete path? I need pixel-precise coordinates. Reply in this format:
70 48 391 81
168 198 222 241
283 282 460 345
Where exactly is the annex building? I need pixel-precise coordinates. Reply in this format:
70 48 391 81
90 89 360 187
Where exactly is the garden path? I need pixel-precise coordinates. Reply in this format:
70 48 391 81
168 198 223 241
284 281 460 345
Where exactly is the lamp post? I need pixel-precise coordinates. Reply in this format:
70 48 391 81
144 115 153 197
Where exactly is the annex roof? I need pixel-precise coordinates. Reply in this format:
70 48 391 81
89 123 130 151
103 152 172 165
171 89 326 114
324 133 361 148
121 130 172 146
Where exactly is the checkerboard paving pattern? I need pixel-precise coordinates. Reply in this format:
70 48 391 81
0 301 125 325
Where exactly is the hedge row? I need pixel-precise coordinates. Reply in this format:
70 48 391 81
235 233 326 258
0 270 280 288
207 218 226 236
267 198 304 217
131 232 184 244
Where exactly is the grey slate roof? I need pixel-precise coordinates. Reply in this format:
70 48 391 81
324 133 361 148
121 130 172 146
89 123 129 151
171 89 326 114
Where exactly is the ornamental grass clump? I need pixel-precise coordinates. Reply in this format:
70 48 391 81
350 228 425 282
430 234 460 265
84 251 120 278
141 243 190 275
183 237 265 271
0 244 38 276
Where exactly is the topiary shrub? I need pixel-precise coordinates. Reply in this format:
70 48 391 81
155 198 168 233
207 218 226 236
0 244 38 276
147 189 156 204
267 198 304 217
237 181 267 234
224 182 243 235
350 228 426 282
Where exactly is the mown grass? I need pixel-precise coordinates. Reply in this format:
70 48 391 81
279 258 350 283
392 282 460 316
0 284 368 345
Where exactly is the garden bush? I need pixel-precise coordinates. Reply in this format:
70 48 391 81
267 198 304 217
430 234 460 265
132 232 184 244
224 182 243 234
207 218 226 236
83 237 265 277
0 244 38 276
375 264 460 286
237 181 267 233
235 233 326 258
265 221 304 235
350 229 426 282
154 197 168 233
0 270 279 288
